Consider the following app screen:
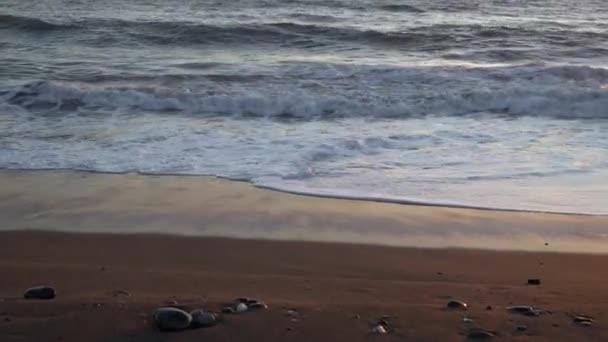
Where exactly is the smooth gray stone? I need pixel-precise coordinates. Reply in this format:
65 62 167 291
190 310 217 328
24 286 56 300
153 307 192 331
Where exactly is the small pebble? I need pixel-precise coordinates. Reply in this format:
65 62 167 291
486 305 493 311
467 328 495 340
153 307 192 331
248 301 268 310
516 324 527 331
527 279 541 285
372 324 387 334
377 319 390 327
24 286 56 300
463 317 474 324
236 302 248 313
446 300 468 310
574 315 594 326
222 306 236 314
507 305 542 316
113 290 131 297
354 314 361 320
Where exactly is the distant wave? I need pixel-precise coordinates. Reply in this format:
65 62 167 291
3 15 606 52
0 14 70 31
376 4 424 12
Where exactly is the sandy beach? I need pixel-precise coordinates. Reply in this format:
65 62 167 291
1 171 608 341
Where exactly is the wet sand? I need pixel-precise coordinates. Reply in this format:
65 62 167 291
1 170 608 252
1 170 608 341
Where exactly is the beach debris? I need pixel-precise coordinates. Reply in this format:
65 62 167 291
573 315 594 326
190 309 218 328
507 305 543 316
516 324 527 331
23 285 56 300
153 307 192 331
447 300 468 310
527 279 541 285
467 328 495 340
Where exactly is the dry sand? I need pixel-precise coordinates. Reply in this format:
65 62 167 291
0 170 607 341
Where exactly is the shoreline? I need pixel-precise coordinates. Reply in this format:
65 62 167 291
1 169 608 253
3 167 606 217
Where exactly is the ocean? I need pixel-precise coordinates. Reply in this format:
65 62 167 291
1 0 607 214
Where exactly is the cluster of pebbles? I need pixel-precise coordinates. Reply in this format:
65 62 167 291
445 299 596 340
12 284 599 338
153 297 268 332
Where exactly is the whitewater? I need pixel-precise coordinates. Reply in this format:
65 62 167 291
1 0 607 214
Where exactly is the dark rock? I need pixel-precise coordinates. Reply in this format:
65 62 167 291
446 300 468 310
527 279 541 285
248 301 268 310
516 325 527 331
545 242 549 246
190 310 218 328
236 297 249 303
574 315 594 326
437 272 444 275
467 328 495 340
24 286 56 300
507 305 542 316
486 305 493 311
153 307 192 331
